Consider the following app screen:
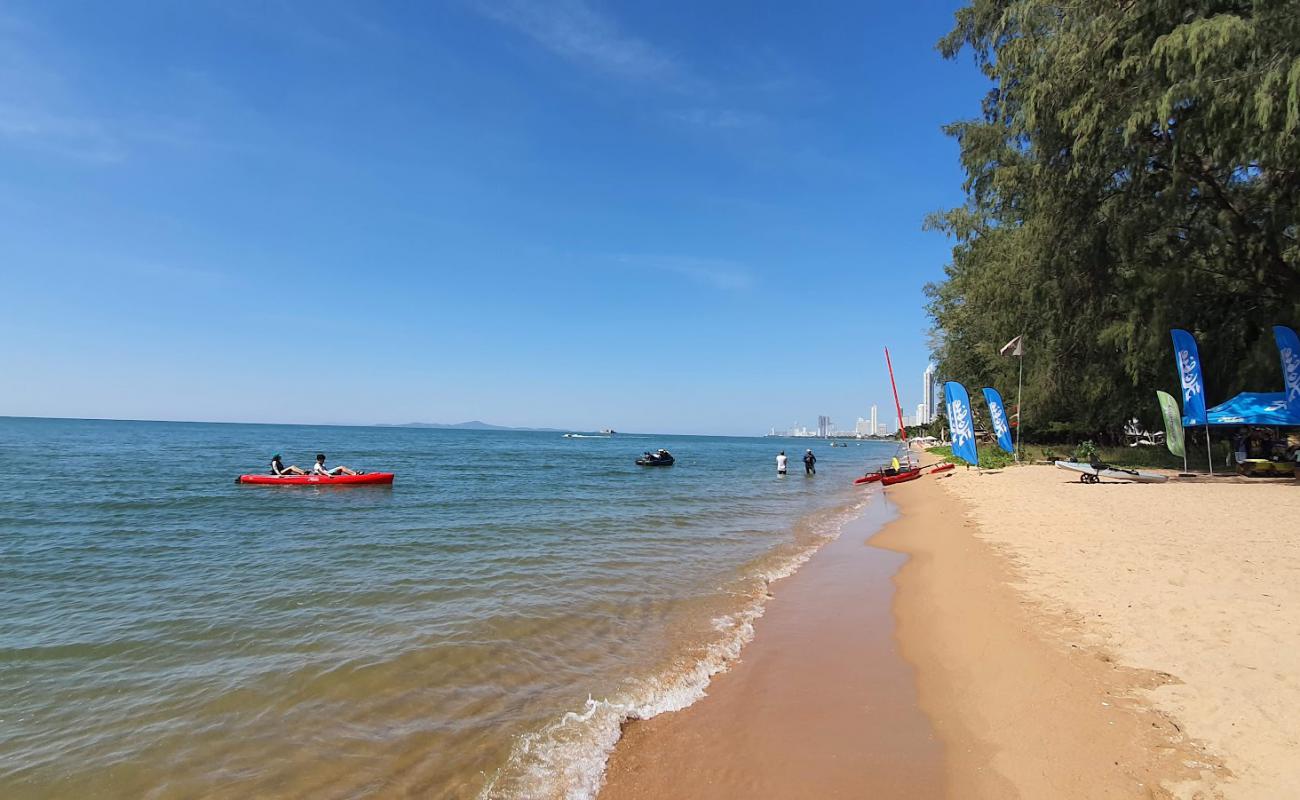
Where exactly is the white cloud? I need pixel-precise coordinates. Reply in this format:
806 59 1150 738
612 253 754 291
667 107 766 130
0 102 125 163
473 0 688 85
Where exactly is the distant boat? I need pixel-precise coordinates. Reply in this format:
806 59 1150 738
600 429 616 435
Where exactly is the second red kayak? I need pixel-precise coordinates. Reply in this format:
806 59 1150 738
237 473 395 486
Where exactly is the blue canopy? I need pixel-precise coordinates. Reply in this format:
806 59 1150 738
1184 392 1300 427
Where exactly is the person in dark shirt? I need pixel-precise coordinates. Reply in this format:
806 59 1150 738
803 449 817 475
270 455 307 476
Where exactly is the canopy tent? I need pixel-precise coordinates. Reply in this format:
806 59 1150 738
1184 391 1300 427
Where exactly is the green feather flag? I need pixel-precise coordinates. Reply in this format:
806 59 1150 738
1156 391 1185 459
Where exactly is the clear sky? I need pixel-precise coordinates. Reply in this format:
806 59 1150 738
1 1 985 435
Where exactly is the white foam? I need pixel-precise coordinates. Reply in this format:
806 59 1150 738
478 496 871 800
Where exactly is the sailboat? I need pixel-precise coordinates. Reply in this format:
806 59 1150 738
882 347 922 484
854 347 922 486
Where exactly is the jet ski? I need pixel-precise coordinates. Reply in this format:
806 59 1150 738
636 449 675 467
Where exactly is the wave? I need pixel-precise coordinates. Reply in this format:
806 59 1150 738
476 494 871 800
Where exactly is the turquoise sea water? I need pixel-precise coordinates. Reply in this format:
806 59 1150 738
0 417 900 798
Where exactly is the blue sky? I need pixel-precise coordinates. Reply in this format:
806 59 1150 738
0 1 985 435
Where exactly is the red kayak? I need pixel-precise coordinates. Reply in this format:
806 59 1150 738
929 463 955 474
853 473 884 485
881 468 922 486
237 473 395 486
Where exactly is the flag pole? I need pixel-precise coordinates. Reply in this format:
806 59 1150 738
1014 351 1023 463
1205 424 1214 476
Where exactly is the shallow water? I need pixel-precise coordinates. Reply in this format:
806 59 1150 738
0 417 900 798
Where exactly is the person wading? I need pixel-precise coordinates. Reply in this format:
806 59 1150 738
803 449 817 475
776 451 788 475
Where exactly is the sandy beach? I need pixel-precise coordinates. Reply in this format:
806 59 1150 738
601 465 1300 799
927 466 1300 799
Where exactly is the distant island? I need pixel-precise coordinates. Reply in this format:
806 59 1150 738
376 420 567 432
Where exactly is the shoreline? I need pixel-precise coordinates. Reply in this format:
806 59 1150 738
481 494 878 799
600 491 945 799
598 464 1300 799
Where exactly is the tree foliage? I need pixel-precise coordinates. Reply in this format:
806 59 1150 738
926 0 1300 441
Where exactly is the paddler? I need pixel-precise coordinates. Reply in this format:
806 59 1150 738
313 453 358 476
271 455 307 476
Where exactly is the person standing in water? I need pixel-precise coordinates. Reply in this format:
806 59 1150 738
776 451 788 475
803 449 817 475
313 453 357 476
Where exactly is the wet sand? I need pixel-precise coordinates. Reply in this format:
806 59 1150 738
601 496 945 799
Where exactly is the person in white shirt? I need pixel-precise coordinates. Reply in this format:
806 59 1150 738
313 453 357 476
776 451 788 475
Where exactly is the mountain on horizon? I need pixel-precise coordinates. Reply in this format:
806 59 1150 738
379 420 566 432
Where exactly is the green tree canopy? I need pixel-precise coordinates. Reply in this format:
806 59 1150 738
926 0 1300 441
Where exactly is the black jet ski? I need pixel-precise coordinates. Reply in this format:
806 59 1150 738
636 449 675 466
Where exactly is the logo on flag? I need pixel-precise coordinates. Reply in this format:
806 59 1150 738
950 399 972 447
1170 329 1208 425
1284 348 1300 402
990 406 1008 438
1178 349 1202 402
944 382 980 466
981 387 1014 454
1275 326 1300 409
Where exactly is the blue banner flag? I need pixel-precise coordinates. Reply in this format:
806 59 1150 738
1274 325 1300 415
981 387 1015 454
1170 329 1208 425
944 381 979 466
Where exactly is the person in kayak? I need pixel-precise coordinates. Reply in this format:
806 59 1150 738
313 453 358 476
271 455 307 476
803 449 817 475
776 451 788 475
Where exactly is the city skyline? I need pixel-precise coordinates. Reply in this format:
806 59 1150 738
770 361 937 437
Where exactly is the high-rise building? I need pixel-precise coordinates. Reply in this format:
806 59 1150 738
922 364 936 423
855 417 871 436
817 415 831 438
916 403 927 428
869 404 878 436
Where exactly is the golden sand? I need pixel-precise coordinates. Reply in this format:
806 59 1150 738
602 465 1299 799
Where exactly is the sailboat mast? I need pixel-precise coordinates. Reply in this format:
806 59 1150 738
884 347 911 464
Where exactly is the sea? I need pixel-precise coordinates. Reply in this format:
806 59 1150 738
0 417 903 799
